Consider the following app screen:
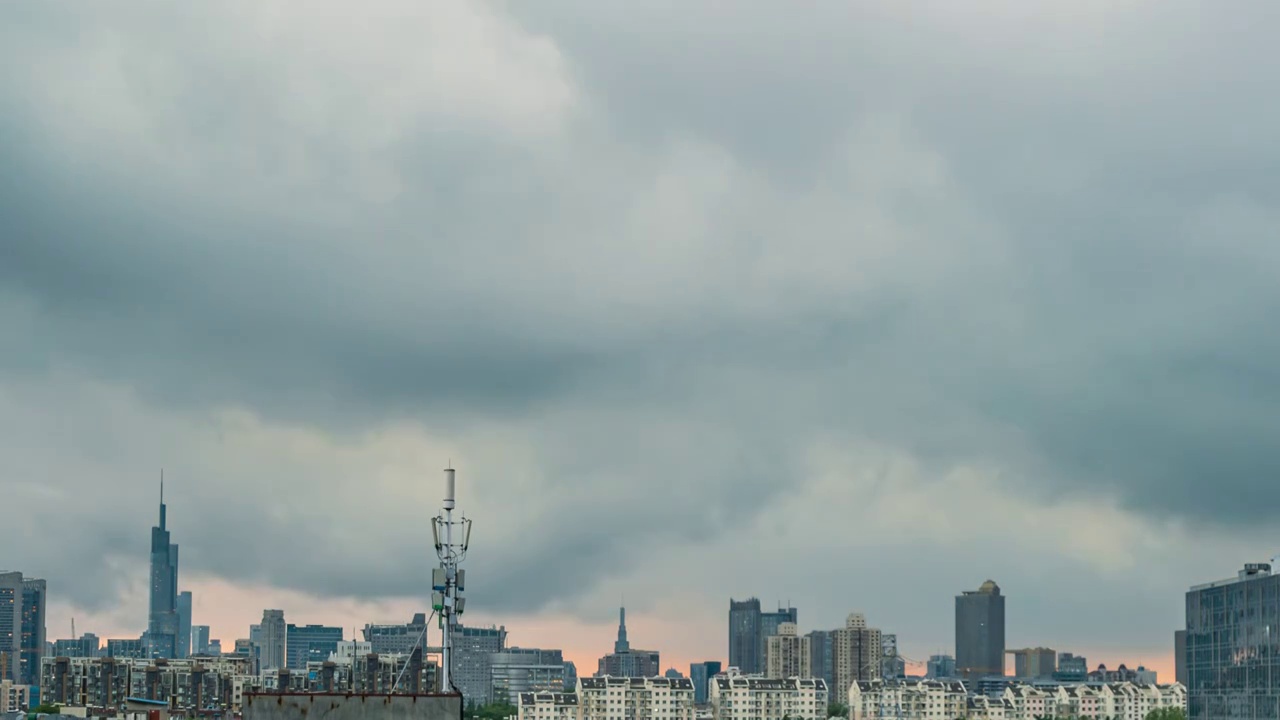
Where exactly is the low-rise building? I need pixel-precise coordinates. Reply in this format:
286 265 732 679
709 672 827 720
516 691 577 720
851 679 1185 720
578 676 695 720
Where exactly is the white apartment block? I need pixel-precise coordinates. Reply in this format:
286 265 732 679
848 679 1186 720
517 691 578 720
709 671 828 720
578 676 695 720
765 623 811 680
849 679 968 720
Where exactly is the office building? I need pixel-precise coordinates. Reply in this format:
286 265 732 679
728 598 761 675
192 626 210 656
764 623 810 679
451 624 507 705
562 661 577 693
490 648 566 704
1175 630 1187 685
146 485 180 659
926 655 955 679
807 630 834 694
0 572 19 682
40 654 255 713
578 676 695 720
596 607 660 679
833 613 882 704
104 639 145 659
1007 647 1055 679
709 670 828 720
53 634 100 659
955 580 1005 679
20 578 45 686
1053 653 1087 682
363 614 430 656
285 624 343 670
1183 565 1280 718
689 661 722 705
727 598 797 677
208 639 222 656
258 610 286 671
176 591 192 659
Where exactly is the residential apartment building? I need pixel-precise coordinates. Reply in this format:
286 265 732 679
708 672 827 720
1185 561 1280 719
578 676 695 720
517 691 578 720
833 613 881 704
765 623 810 680
849 680 1184 720
40 655 254 714
1 679 30 712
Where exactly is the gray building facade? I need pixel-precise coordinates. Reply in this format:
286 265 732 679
177 591 193 659
285 624 344 669
728 598 797 676
192 626 211 656
689 661 722 705
451 624 507 706
490 648 565 704
955 580 1005 679
926 654 956 679
728 598 761 674
363 614 430 656
1185 562 1280 719
258 610 287 671
807 630 834 692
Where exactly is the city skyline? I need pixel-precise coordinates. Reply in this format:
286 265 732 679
5 1 1275 702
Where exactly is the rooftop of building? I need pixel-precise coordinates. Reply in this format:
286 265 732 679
519 693 577 706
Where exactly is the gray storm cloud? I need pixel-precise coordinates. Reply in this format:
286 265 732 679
2 0 1279 655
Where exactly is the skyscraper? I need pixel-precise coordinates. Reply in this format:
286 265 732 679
146 482 180 659
955 580 1005 679
258 610 286 671
176 591 192 659
597 608 660 678
0 573 21 682
1185 562 1280 719
728 598 761 674
807 630 834 693
19 578 45 686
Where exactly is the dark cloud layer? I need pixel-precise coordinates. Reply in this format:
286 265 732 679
3 1 1280 655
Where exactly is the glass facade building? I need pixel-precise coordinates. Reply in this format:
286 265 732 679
1185 562 1280 720
955 580 1005 679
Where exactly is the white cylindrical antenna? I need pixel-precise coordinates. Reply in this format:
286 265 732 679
444 467 456 510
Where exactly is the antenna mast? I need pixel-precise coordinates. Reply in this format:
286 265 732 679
432 466 472 696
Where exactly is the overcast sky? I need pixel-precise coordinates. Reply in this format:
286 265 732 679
4 0 1280 680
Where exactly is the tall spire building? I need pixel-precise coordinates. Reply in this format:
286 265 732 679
145 478 180 659
597 606 659 678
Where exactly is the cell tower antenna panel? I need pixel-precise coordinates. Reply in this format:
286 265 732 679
433 466 472 696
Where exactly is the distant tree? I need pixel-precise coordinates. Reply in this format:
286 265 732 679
826 701 849 718
30 703 61 715
1144 709 1187 720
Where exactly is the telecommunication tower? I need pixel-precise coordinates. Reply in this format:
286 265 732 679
432 466 472 695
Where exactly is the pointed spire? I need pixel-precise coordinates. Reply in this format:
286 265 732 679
614 604 630 654
159 469 167 529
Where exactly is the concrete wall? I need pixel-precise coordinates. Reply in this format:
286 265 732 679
244 694 462 720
